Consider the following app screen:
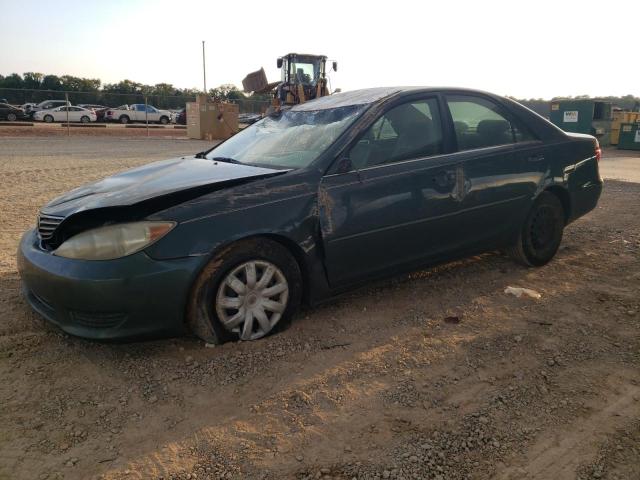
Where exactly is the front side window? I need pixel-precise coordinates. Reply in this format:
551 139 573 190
447 95 536 150
206 105 365 169
350 98 443 170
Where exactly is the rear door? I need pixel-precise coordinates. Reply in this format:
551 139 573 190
133 104 146 121
319 95 464 287
443 94 540 247
69 107 83 121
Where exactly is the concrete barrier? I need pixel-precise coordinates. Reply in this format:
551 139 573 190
60 123 107 128
125 124 165 129
0 121 34 127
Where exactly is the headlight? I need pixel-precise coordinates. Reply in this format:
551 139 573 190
53 221 175 260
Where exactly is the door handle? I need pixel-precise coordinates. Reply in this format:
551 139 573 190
432 170 456 187
527 154 545 162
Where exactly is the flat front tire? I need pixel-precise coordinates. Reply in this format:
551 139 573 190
187 238 302 344
507 191 565 267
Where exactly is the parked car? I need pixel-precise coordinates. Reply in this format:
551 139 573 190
18 87 602 343
0 98 8 104
78 104 109 122
104 104 172 124
0 103 28 121
25 100 71 116
33 106 97 123
238 113 262 125
174 107 186 125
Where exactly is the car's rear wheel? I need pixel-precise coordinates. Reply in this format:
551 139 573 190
7 113 17 122
187 238 302 344
44 115 54 123
80 115 90 123
506 191 565 267
119 115 129 124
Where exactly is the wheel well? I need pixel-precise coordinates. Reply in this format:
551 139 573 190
544 186 571 224
259 234 311 302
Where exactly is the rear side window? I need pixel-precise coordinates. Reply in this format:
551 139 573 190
350 98 443 169
446 95 536 150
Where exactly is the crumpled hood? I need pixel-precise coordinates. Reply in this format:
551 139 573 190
42 156 284 217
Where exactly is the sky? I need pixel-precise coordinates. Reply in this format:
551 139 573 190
1 0 638 99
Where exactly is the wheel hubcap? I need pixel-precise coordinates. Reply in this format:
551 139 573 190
530 206 555 250
216 260 289 341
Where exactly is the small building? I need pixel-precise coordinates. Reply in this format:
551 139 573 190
549 99 612 146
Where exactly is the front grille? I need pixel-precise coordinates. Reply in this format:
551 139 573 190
37 213 64 240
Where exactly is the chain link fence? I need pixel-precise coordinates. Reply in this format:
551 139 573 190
0 88 270 114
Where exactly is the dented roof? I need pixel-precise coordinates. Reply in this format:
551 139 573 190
291 87 405 111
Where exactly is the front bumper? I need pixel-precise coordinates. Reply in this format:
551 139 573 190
18 229 204 341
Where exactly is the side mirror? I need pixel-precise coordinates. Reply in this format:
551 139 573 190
277 58 283 69
332 155 352 175
332 61 338 72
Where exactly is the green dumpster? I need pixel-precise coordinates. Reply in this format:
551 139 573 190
617 123 640 151
549 99 612 146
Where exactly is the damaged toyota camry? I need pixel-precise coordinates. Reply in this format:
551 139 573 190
18 87 603 343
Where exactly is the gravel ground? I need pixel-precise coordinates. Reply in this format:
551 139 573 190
0 139 639 480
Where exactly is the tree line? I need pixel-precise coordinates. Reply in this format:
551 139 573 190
1 72 637 112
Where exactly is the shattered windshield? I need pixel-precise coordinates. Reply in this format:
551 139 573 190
206 105 365 169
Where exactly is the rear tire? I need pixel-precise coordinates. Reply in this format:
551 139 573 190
119 115 129 124
187 238 302 344
7 113 17 122
506 191 565 267
80 116 90 123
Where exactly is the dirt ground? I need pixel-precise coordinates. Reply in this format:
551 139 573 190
0 136 639 480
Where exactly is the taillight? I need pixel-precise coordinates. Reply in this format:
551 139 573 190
595 140 601 162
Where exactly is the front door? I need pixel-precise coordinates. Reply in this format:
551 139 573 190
319 97 463 287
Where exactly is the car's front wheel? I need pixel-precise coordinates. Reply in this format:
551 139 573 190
7 113 17 122
159 116 169 125
507 191 565 267
43 115 54 123
188 238 302 344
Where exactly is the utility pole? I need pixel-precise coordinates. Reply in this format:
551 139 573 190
202 40 207 94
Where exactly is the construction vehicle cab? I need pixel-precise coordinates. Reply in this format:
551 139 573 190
275 53 336 105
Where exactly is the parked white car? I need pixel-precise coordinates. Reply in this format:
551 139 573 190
104 104 172 124
33 106 97 123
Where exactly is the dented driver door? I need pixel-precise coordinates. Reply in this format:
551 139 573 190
318 154 465 288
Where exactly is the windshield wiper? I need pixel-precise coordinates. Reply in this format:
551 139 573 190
211 156 242 164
